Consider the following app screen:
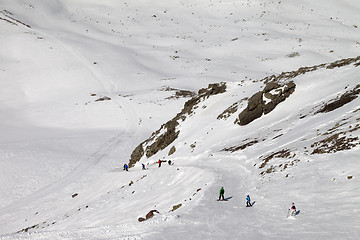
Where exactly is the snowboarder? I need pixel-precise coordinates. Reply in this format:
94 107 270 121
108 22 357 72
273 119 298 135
168 160 172 165
158 159 162 168
142 163 146 170
218 187 225 201
123 164 128 171
290 203 296 216
246 194 252 207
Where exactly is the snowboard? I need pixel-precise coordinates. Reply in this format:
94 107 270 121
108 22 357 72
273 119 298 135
246 201 255 207
288 210 300 218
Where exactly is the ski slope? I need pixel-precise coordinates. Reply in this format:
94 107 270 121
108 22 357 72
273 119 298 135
0 0 359 239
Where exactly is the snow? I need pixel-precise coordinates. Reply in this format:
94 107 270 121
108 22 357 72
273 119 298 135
0 0 360 239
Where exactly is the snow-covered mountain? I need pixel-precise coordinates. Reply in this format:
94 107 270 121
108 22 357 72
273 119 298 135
0 0 359 239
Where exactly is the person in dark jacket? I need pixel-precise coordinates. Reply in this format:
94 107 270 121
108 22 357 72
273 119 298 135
218 187 225 201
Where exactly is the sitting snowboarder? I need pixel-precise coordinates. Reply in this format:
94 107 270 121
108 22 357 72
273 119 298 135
218 187 225 201
290 203 296 216
246 194 252 207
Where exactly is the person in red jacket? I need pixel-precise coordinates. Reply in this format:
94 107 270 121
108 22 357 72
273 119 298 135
158 159 162 168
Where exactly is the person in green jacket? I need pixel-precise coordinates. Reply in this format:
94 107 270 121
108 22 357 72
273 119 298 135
218 187 225 201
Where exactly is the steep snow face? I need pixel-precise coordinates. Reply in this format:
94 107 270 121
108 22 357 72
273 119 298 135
0 0 360 239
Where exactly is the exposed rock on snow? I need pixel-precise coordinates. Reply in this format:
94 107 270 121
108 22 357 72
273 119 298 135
169 203 182 212
129 83 226 167
222 138 260 152
258 149 298 175
217 99 247 120
311 133 360 154
235 81 296 125
138 210 160 222
161 86 196 100
95 96 111 102
168 145 176 156
1 0 360 238
316 84 360 114
130 56 360 167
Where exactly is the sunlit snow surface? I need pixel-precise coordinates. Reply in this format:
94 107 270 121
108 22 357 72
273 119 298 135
0 0 359 239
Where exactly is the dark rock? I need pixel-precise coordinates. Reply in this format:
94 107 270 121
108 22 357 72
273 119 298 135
198 83 226 96
264 81 280 93
145 120 179 158
129 144 144 168
146 210 160 219
95 96 111 102
236 81 296 125
238 103 263 125
264 92 278 101
326 56 360 69
222 139 259 152
170 204 182 212
316 84 360 114
247 91 263 111
263 101 276 114
168 146 176 156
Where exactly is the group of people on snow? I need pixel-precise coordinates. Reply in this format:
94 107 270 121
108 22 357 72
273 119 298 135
123 164 296 215
157 159 173 167
123 159 173 172
218 186 251 205
218 187 296 214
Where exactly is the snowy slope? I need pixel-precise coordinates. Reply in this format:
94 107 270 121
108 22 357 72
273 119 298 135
0 0 359 239
131 57 360 239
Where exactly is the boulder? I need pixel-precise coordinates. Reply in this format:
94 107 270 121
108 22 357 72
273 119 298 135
146 210 160 219
236 81 296 125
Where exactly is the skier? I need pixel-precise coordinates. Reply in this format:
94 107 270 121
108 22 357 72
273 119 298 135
123 164 128 171
142 163 146 170
168 160 172 165
158 159 162 168
218 187 225 201
290 203 296 216
246 194 252 207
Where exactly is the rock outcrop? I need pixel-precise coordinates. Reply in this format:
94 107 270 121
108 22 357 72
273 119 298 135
138 210 160 222
236 81 296 125
129 82 226 167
